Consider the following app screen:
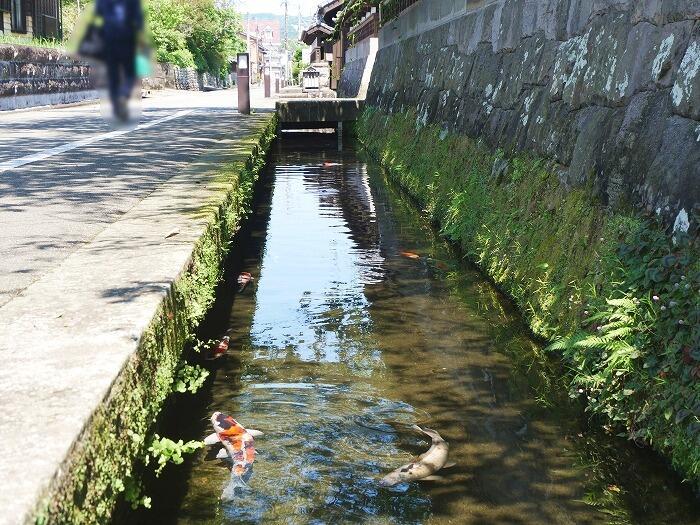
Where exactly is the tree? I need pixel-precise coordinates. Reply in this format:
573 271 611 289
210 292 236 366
291 44 307 84
145 0 245 76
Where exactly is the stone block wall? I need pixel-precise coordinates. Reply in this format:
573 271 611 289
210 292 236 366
338 37 379 98
0 44 97 110
143 63 227 92
368 0 700 229
338 53 368 97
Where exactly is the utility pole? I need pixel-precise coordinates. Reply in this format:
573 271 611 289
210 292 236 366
298 3 302 39
282 0 289 81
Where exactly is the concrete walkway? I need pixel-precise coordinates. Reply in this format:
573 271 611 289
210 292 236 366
0 88 275 524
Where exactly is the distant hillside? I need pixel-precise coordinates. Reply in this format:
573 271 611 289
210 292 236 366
246 12 314 42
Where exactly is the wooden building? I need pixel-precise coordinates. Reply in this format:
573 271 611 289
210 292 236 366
0 0 62 39
300 0 382 92
300 0 347 90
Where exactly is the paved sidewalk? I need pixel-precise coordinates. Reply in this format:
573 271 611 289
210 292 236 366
0 87 275 524
0 88 274 307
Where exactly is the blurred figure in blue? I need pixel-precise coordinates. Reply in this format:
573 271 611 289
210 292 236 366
96 0 144 121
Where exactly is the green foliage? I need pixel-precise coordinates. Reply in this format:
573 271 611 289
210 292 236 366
332 0 381 40
146 0 244 75
550 223 700 478
173 363 209 393
146 435 204 476
357 107 700 487
122 477 152 510
59 0 92 42
291 44 307 84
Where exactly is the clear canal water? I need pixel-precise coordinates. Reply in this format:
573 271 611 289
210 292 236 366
125 136 700 524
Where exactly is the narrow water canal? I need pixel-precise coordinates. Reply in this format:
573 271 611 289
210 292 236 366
130 137 699 524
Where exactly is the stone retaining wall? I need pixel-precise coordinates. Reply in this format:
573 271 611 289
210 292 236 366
338 37 379 98
0 44 98 110
1 44 229 111
142 63 229 92
368 0 700 229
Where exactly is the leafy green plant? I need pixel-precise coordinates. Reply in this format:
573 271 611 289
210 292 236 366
122 477 152 510
147 435 204 476
173 363 209 393
549 296 653 426
332 0 381 40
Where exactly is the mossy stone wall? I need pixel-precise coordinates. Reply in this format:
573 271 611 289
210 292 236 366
357 107 699 488
31 116 277 525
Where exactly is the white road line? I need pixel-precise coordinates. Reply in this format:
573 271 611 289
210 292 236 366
0 109 196 174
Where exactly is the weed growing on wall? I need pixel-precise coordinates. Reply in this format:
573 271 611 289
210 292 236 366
551 223 700 479
357 107 700 487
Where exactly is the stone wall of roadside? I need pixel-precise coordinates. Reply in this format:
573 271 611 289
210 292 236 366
338 36 379 98
338 51 367 97
142 63 229 91
0 44 98 110
368 0 700 229
0 44 229 111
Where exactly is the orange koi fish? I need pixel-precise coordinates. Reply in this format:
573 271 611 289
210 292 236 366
207 412 263 499
400 251 421 260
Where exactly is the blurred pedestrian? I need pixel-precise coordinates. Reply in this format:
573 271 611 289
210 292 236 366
96 0 144 121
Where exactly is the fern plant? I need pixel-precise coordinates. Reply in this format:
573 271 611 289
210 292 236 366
548 295 654 431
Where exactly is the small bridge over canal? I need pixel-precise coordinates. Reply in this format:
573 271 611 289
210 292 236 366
276 98 365 150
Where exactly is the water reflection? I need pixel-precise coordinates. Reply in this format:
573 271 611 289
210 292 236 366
130 137 700 525
250 160 384 367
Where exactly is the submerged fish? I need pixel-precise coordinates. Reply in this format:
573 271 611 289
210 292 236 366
205 336 230 361
207 412 263 500
379 425 453 487
237 272 253 291
400 251 421 260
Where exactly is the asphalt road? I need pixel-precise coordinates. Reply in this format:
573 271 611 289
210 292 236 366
0 88 273 307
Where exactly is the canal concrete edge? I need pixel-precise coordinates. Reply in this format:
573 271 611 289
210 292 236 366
0 113 277 525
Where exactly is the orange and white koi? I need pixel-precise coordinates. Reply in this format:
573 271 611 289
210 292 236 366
207 412 262 499
205 336 230 361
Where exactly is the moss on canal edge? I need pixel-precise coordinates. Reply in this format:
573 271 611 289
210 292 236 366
357 108 700 489
30 115 278 525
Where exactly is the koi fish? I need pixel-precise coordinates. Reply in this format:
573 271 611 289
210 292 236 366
205 337 230 361
237 272 253 291
207 412 263 500
400 251 421 260
323 162 341 167
379 425 454 487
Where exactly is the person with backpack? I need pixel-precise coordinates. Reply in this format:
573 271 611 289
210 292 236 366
96 0 144 121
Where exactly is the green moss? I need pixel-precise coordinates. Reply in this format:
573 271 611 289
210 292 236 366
31 115 277 525
357 108 700 487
